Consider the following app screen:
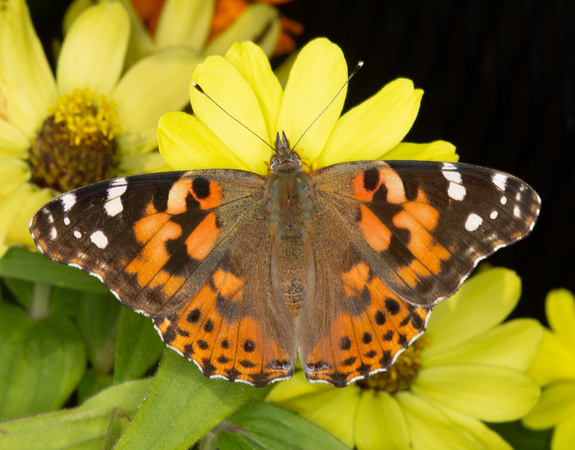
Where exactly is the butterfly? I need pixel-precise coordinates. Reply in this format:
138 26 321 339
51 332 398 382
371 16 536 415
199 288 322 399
29 131 540 387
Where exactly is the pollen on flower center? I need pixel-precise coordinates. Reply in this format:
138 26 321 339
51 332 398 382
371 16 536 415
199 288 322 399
300 156 319 174
28 88 121 192
356 336 429 394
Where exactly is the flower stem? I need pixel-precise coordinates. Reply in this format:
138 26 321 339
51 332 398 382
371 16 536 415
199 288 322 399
29 282 51 319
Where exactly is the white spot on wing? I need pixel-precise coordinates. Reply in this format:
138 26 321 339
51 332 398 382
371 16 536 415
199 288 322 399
513 205 521 217
490 210 498 220
50 227 58 239
107 185 127 200
48 214 54 224
492 173 508 191
90 271 104 283
465 213 483 231
442 169 462 184
448 182 466 201
61 193 77 212
500 196 507 205
63 217 70 225
111 177 127 187
90 230 108 249
105 197 123 216
74 230 82 239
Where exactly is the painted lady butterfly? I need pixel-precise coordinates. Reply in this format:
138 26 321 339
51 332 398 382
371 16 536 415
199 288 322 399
29 132 540 387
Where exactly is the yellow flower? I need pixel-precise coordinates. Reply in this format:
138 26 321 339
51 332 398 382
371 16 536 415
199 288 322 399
158 37 457 176
0 0 199 255
523 289 575 449
267 268 542 449
65 0 288 67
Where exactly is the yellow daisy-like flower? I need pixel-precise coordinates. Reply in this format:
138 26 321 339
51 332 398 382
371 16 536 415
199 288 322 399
158 37 457 176
523 289 575 449
267 268 542 449
65 0 285 67
0 0 200 255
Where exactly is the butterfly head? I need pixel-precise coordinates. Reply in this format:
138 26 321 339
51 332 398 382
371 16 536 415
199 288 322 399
270 131 302 174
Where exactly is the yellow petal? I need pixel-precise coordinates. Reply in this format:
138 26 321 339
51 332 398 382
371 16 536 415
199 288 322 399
62 0 92 33
225 42 283 144
57 2 129 96
0 119 29 158
355 391 410 449
0 158 30 197
396 391 484 448
267 373 360 448
155 0 213 51
435 401 513 449
527 328 575 385
321 78 423 167
423 319 542 372
5 187 53 250
426 268 521 355
0 0 56 139
114 0 154 68
113 47 202 155
118 151 169 176
190 56 270 174
277 38 347 164
158 112 248 171
553 413 575 450
0 184 35 256
413 364 540 422
546 289 575 352
382 140 459 162
522 381 575 430
204 3 280 58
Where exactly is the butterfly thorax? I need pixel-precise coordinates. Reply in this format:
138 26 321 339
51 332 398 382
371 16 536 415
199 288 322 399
265 132 315 316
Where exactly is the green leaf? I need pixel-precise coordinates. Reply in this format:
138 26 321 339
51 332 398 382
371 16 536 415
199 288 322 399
2 277 34 308
77 369 114 405
114 349 259 449
76 291 121 372
0 304 86 420
114 308 164 383
0 378 152 449
218 401 349 449
489 421 552 450
0 248 108 293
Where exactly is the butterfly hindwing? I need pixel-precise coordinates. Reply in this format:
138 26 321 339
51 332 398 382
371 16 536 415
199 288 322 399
312 160 541 307
298 208 432 386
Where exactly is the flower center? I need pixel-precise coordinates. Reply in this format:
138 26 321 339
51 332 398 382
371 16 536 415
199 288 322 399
300 156 319 174
356 336 429 394
28 88 121 192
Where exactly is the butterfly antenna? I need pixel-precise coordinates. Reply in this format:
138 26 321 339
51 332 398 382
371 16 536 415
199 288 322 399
291 60 364 151
191 82 275 152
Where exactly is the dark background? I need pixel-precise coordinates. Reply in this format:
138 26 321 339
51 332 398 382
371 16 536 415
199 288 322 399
30 0 574 322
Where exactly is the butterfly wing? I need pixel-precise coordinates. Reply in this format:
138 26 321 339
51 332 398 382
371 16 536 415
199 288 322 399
297 160 540 386
312 160 540 307
30 170 296 386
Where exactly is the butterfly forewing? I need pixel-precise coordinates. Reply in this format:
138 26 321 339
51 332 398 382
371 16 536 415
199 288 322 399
312 160 541 307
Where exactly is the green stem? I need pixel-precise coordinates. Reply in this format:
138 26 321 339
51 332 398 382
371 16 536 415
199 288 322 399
29 281 51 319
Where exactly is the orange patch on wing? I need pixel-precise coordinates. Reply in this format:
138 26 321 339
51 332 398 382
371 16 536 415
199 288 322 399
393 203 451 287
379 168 407 204
353 173 380 202
403 189 440 231
358 204 392 252
167 179 223 214
126 219 182 287
133 213 171 243
341 261 371 297
147 269 186 297
211 268 244 298
185 213 219 260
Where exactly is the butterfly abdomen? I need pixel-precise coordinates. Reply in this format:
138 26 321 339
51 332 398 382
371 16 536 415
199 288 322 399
266 167 316 316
